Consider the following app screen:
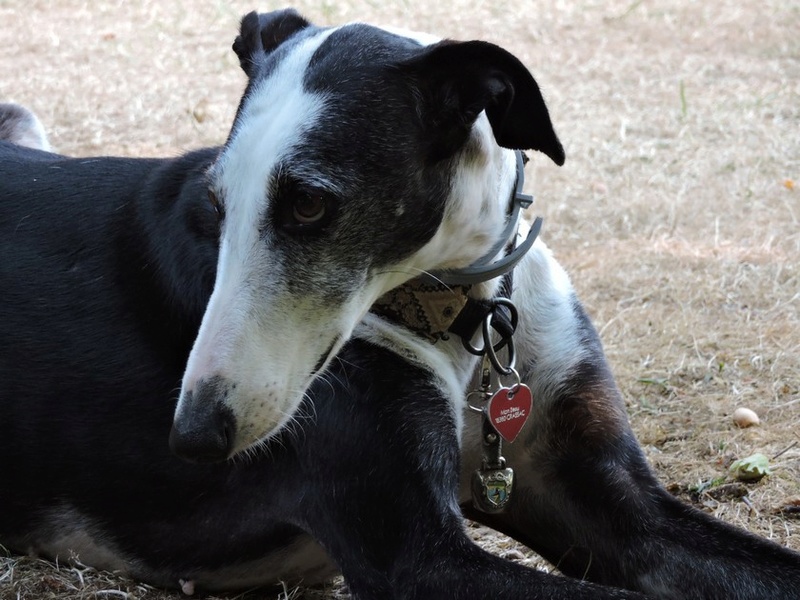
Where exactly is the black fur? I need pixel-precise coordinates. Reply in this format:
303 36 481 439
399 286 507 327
397 40 565 163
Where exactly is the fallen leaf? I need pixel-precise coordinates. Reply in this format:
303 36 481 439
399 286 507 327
729 453 772 482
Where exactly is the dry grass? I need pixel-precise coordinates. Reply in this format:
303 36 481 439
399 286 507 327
1 0 798 598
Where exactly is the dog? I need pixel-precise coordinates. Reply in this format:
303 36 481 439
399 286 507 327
2 9 799 599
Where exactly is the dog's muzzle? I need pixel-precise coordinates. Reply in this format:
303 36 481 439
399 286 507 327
170 377 236 463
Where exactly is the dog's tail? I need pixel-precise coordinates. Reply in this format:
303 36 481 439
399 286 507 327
0 103 51 151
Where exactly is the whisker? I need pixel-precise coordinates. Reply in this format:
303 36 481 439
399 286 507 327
372 267 453 290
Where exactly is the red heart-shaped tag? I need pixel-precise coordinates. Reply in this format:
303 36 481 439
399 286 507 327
487 385 533 443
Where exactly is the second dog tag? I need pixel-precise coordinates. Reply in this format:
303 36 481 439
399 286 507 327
471 466 514 513
487 384 532 443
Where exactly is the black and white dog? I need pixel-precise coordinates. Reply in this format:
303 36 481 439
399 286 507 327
1 10 799 600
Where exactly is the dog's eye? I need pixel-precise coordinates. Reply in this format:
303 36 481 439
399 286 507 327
292 192 326 224
274 181 336 235
208 188 224 220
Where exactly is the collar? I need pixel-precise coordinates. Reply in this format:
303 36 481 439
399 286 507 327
370 279 473 343
371 151 541 344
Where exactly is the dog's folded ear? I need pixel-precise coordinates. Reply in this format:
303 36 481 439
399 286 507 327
398 40 565 166
233 10 311 78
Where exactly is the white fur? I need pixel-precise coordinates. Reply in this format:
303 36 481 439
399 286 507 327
0 103 52 151
28 505 335 590
458 222 588 502
509 219 589 405
410 120 517 274
18 113 51 152
359 222 580 470
378 25 441 47
175 536 336 591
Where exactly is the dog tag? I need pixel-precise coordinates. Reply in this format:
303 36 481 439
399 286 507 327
486 384 532 443
471 466 515 513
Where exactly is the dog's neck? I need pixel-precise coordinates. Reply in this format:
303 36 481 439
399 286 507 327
371 149 534 344
355 150 536 436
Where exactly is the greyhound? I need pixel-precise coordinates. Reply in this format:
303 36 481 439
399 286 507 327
1 10 798 599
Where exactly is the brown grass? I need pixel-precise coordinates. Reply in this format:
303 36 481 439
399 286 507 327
1 0 798 598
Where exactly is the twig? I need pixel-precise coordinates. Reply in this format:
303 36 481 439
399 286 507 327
773 440 799 460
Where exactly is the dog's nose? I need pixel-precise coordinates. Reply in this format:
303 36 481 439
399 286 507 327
169 381 236 464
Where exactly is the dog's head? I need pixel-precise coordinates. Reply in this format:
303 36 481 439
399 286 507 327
169 9 564 462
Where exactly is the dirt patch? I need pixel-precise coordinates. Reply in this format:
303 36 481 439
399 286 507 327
1 0 798 598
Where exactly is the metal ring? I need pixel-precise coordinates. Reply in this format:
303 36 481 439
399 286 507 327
461 298 519 357
501 367 522 395
483 314 516 376
462 334 485 356
466 391 487 414
492 298 520 334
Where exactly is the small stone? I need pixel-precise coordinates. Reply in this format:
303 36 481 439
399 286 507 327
733 407 760 428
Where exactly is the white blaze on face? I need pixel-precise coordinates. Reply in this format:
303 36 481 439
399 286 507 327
176 28 343 454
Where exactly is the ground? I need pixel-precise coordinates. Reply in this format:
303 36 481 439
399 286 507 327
1 0 798 598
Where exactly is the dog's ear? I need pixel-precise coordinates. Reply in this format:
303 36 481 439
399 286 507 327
399 40 565 165
233 10 311 78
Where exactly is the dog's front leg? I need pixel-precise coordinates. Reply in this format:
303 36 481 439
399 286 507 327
294 340 646 600
460 240 800 599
